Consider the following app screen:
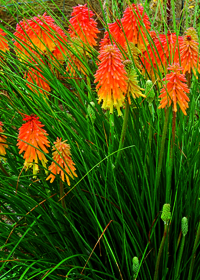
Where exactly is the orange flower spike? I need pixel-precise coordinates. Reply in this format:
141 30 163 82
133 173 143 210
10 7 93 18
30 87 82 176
14 13 67 60
69 4 100 47
141 31 159 81
0 29 9 53
180 28 200 78
17 115 50 176
108 20 126 48
155 32 183 70
0 122 8 158
99 32 111 52
122 4 150 50
94 45 128 116
158 64 190 115
46 138 77 185
25 63 51 95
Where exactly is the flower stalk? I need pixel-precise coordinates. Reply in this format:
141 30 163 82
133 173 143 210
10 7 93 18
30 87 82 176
175 217 188 279
156 108 170 189
166 110 176 202
188 221 200 280
115 98 130 165
154 204 171 280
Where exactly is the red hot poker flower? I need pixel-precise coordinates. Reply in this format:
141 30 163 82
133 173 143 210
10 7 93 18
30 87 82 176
158 64 190 115
122 4 150 51
25 62 51 95
46 138 77 185
69 4 99 47
0 122 8 159
17 115 50 176
179 28 200 78
141 32 183 81
155 32 183 68
14 13 67 60
0 29 9 53
94 44 128 116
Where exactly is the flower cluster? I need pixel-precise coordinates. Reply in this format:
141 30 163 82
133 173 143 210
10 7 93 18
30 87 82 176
17 115 50 176
68 4 99 47
14 13 67 60
0 28 9 53
158 64 190 115
16 115 77 185
1 3 199 185
94 45 128 116
46 138 77 185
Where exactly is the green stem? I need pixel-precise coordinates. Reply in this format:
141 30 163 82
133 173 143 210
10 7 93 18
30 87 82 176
156 108 170 189
60 180 67 215
175 235 186 280
188 221 200 280
0 161 9 177
115 99 130 165
109 112 115 156
149 123 153 153
166 110 176 202
154 224 168 280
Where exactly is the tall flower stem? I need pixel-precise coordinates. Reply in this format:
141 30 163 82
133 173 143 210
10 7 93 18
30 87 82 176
109 112 115 156
188 221 200 280
154 224 168 280
175 217 188 279
175 235 186 279
156 108 170 189
166 110 176 202
115 98 130 165
60 180 67 214
84 49 92 101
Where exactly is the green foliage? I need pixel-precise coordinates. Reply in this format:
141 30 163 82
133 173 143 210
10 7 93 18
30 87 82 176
0 0 200 280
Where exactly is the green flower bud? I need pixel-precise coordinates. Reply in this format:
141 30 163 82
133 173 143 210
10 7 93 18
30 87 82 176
132 256 139 277
145 80 155 103
161 204 171 224
181 217 188 237
124 60 134 75
87 102 96 124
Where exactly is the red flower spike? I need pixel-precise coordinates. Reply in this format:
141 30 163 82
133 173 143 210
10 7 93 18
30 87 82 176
14 13 67 60
100 31 112 51
155 32 183 68
94 45 128 116
158 64 190 115
122 4 150 51
0 29 9 53
107 20 126 48
69 4 100 47
17 115 50 176
141 32 183 81
0 122 8 158
25 63 51 95
46 137 77 185
180 28 200 78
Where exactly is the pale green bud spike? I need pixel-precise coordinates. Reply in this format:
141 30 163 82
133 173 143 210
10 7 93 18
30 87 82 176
181 217 188 237
132 256 139 277
161 204 171 224
145 80 155 104
124 60 134 75
87 102 96 124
